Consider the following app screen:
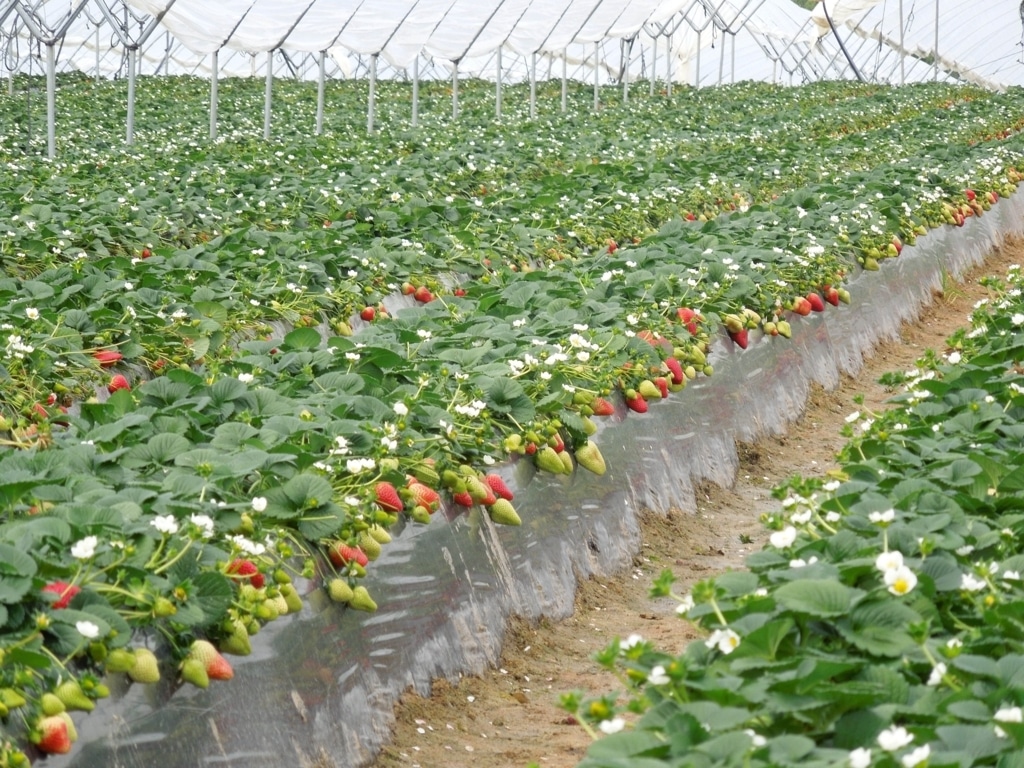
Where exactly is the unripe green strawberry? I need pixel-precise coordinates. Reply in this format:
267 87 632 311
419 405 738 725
535 446 565 474
220 625 252 657
581 416 598 435
575 442 607 476
357 530 382 561
128 648 161 684
367 524 392 544
269 593 290 616
255 600 279 621
180 657 209 689
412 463 441 487
327 578 354 603
152 596 177 618
638 380 662 400
776 320 792 339
54 680 94 712
410 505 432 524
559 451 574 473
88 642 108 663
0 687 27 710
467 476 496 505
40 693 66 716
273 568 292 585
104 648 136 674
280 583 304 613
488 499 521 526
349 586 377 612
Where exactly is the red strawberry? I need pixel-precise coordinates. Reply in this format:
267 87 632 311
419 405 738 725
607 239 618 254
625 391 648 414
328 542 369 569
653 376 669 398
453 287 467 297
42 581 80 610
360 306 376 322
676 307 700 335
188 639 234 682
805 293 826 313
413 285 433 303
591 397 615 416
374 482 404 513
226 559 265 589
407 482 440 512
791 297 812 316
108 374 131 394
93 349 123 368
524 442 538 455
141 247 152 259
664 358 684 385
452 490 475 507
823 286 840 307
549 433 565 453
33 715 72 754
401 282 415 295
728 328 749 349
964 188 976 201
483 474 514 501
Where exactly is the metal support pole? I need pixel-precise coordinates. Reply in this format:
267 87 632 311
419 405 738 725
651 36 657 96
126 47 136 145
898 0 905 84
264 50 273 140
367 53 377 133
622 40 629 103
46 42 56 158
718 33 726 85
561 52 567 112
933 0 939 81
210 51 219 139
666 33 672 97
593 41 599 111
316 50 325 135
696 30 701 87
412 57 419 127
95 24 100 79
731 32 735 84
495 46 502 119
452 61 459 120
529 52 537 119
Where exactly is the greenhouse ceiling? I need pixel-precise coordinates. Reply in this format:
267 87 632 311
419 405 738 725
1 0 1022 89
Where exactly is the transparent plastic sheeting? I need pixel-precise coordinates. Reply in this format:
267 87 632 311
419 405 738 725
40 190 1024 768
8 0 1022 88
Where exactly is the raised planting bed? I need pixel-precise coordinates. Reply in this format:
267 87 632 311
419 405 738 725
1 76 1023 766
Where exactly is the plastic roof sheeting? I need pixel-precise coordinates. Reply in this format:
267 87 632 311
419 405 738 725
2 0 1023 89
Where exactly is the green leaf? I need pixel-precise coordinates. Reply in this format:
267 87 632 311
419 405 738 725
774 579 860 618
283 327 323 350
188 571 234 627
0 543 37 579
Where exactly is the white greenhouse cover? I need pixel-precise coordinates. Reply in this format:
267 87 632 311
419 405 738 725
1 0 1022 89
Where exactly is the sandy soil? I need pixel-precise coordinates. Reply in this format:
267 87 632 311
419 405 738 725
368 237 1024 768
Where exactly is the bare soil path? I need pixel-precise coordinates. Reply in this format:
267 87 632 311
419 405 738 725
369 238 1024 768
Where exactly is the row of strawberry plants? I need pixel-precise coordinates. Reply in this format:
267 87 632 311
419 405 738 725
0 77 1022 762
565 264 1024 767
